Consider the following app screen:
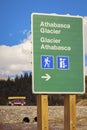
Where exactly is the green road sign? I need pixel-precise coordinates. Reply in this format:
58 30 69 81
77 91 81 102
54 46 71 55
32 13 85 94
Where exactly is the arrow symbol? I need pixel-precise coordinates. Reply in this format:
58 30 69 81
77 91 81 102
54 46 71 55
41 74 51 81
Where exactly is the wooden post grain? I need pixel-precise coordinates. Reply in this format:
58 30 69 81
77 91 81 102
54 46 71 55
64 95 76 130
37 95 49 130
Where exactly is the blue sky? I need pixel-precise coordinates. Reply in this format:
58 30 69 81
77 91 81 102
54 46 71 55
0 0 87 46
0 0 87 77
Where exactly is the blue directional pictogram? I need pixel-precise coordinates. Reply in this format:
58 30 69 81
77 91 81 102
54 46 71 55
57 56 69 70
41 55 54 69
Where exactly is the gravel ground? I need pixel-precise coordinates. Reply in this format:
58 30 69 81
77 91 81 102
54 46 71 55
0 121 87 130
0 106 87 130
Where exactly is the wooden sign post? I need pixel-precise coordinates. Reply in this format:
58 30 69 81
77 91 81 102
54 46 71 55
37 95 49 130
64 95 76 130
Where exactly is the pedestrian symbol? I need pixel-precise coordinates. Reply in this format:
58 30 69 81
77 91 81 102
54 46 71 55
41 55 54 69
57 56 69 70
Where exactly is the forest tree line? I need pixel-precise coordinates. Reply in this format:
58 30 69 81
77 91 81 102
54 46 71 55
0 73 87 105
0 73 35 105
